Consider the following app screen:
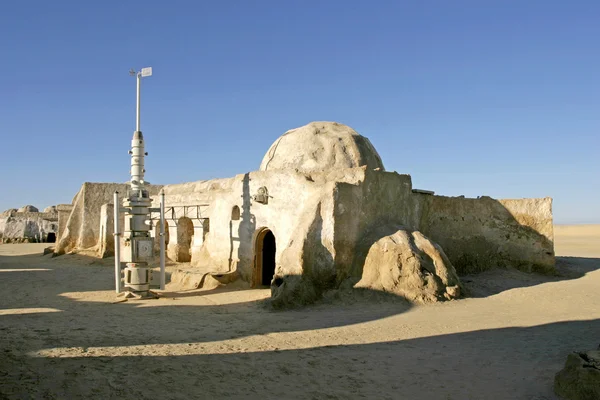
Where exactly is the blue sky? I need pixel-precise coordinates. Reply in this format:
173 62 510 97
0 1 598 224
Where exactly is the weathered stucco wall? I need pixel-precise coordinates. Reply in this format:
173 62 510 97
332 169 420 283
54 172 555 291
156 168 354 284
56 204 74 241
325 170 554 281
0 211 58 242
97 203 126 258
416 195 554 274
56 182 162 254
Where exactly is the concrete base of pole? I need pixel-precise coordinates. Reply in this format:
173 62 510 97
116 290 159 300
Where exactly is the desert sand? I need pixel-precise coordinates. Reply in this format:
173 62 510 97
1 225 599 399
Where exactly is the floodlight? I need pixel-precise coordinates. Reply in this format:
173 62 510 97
141 67 152 77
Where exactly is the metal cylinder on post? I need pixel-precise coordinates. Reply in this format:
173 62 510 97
130 131 145 192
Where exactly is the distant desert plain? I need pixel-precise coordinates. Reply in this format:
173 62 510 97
1 224 599 399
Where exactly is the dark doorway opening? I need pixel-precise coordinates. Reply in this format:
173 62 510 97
46 232 56 243
254 228 276 287
261 230 276 286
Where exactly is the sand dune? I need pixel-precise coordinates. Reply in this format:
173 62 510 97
554 224 600 258
0 225 598 399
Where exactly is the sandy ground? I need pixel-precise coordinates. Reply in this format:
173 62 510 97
0 226 599 400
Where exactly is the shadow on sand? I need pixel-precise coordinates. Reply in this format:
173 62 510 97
1 247 598 398
0 250 413 348
2 312 598 398
461 256 600 298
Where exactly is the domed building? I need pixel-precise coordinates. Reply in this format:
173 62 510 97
56 121 554 306
44 206 57 213
17 205 39 213
259 121 384 173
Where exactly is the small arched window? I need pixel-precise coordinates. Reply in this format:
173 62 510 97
231 206 240 221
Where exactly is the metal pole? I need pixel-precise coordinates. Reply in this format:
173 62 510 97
114 191 122 293
159 190 166 290
136 72 141 132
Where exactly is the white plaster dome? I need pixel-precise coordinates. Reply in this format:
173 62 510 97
17 205 38 213
259 121 384 173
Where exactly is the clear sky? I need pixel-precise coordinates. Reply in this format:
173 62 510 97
0 1 598 224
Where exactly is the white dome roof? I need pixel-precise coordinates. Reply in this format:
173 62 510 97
259 121 384 173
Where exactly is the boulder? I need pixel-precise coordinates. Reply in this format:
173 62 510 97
554 349 600 400
355 227 462 303
259 121 384 173
43 206 57 213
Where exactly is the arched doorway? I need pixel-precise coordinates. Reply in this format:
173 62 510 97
154 220 170 256
176 217 194 262
46 232 56 243
254 228 276 287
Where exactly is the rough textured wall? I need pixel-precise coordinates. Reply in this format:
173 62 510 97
417 195 554 274
157 168 344 283
0 211 58 242
97 203 125 258
56 204 74 241
328 171 554 283
332 169 420 282
52 173 553 294
56 182 162 254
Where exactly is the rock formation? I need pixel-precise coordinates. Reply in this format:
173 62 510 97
355 226 462 302
554 349 600 400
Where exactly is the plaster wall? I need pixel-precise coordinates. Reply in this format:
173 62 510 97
329 170 554 279
332 169 419 282
56 204 74 241
157 169 342 283
0 211 58 241
54 172 554 284
56 182 162 254
416 195 554 274
97 203 126 258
